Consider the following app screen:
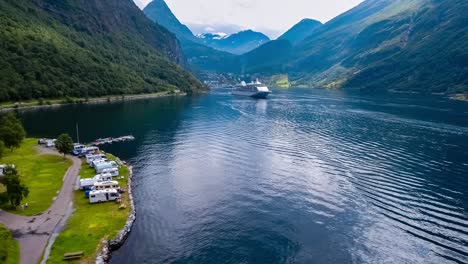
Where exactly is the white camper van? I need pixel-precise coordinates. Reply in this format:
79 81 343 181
101 167 119 177
86 154 106 164
79 173 113 190
93 180 119 191
95 161 118 174
89 189 120 204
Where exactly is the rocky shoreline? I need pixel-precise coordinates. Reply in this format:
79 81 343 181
0 91 187 113
96 166 136 264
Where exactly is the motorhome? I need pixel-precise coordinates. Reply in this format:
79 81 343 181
77 146 99 157
95 161 118 174
102 167 119 177
89 189 120 204
86 154 106 164
79 173 113 190
91 159 109 168
93 180 119 191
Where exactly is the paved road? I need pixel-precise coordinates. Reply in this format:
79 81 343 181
0 147 81 264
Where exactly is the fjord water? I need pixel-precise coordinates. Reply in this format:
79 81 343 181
20 89 468 263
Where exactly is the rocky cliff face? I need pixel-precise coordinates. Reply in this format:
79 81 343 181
143 0 196 44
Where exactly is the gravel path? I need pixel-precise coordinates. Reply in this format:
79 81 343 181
0 147 81 264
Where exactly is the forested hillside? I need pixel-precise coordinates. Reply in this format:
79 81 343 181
0 0 204 102
287 0 468 93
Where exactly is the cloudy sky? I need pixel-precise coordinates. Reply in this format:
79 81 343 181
134 0 364 38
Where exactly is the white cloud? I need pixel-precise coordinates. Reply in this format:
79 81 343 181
135 0 364 38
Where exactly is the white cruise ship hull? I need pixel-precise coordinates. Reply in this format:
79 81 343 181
232 90 270 99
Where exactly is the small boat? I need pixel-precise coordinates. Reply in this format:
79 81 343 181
232 80 271 99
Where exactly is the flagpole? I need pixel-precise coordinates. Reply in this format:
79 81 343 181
76 123 80 143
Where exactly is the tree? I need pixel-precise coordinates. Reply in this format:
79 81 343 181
55 134 73 157
0 113 26 151
0 166 29 208
0 140 4 159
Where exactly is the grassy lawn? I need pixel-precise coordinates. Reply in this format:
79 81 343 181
0 138 72 216
0 224 20 264
47 154 130 264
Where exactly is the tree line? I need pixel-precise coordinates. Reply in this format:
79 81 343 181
0 112 28 208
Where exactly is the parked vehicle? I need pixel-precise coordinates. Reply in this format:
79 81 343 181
77 146 99 157
102 167 119 177
72 144 86 155
45 139 56 148
86 154 106 164
95 161 118 174
93 180 119 191
79 173 113 190
89 189 120 204
38 138 47 145
91 159 108 168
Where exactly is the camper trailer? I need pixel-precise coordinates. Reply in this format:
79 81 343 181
91 159 108 168
86 154 106 164
95 161 118 174
101 167 119 177
89 189 120 204
93 180 119 191
77 146 99 157
79 173 113 190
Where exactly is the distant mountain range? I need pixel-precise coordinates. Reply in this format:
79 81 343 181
181 0 467 94
143 0 269 55
196 30 270 55
0 0 204 102
3 0 463 101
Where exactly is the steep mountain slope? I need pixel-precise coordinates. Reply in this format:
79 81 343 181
183 41 241 74
143 0 197 42
197 30 270 55
241 40 293 74
0 0 204 102
289 0 468 93
278 19 322 45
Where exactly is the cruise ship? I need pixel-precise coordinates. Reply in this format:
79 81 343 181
232 80 271 99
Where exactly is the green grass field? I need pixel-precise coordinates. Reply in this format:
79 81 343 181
47 154 130 264
0 224 20 264
0 138 72 216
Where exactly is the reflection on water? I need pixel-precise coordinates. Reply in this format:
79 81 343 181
19 88 468 264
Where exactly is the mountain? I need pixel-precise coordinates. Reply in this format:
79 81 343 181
143 0 197 42
278 19 322 45
243 0 467 93
241 40 293 74
0 0 204 102
196 30 270 55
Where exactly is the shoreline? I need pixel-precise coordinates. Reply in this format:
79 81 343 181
0 91 188 112
96 165 136 264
